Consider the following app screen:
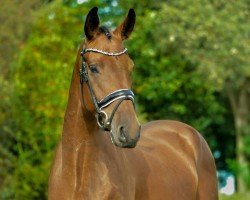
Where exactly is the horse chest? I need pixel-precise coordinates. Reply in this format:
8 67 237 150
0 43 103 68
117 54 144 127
71 149 135 200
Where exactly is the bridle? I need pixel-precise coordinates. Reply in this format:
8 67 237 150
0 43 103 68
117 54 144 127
79 47 135 131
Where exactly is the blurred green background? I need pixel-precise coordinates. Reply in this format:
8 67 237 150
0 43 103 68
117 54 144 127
0 0 249 199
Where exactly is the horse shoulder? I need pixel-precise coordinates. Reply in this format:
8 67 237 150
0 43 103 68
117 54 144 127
140 120 202 161
150 120 218 199
136 120 217 200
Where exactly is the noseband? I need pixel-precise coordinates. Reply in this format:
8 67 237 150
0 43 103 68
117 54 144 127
79 47 135 131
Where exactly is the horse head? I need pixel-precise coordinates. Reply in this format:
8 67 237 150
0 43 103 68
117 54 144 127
80 7 140 148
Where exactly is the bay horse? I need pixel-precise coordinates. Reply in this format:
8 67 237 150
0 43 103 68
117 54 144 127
48 7 218 200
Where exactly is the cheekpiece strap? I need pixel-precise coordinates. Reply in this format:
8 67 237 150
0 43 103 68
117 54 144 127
79 61 88 84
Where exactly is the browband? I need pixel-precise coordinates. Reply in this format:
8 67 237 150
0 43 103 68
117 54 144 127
82 48 127 56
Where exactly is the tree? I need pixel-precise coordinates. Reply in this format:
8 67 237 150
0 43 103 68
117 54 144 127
0 1 86 198
0 0 51 195
149 0 249 191
125 0 235 171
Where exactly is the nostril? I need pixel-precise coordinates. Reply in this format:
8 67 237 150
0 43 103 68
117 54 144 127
118 126 127 143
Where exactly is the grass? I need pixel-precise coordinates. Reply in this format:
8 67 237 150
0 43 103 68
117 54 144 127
220 193 250 200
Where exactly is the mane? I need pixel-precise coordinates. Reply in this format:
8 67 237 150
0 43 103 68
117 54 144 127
99 26 111 40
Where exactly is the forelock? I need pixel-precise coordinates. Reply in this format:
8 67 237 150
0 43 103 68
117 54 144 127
99 26 111 40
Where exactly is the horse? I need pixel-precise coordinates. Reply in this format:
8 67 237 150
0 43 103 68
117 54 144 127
48 7 218 200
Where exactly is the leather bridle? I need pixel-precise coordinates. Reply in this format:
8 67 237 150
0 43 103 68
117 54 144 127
79 47 135 131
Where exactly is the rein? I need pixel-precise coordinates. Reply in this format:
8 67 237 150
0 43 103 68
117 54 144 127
79 47 135 131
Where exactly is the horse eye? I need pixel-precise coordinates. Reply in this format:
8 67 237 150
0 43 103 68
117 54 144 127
89 65 99 73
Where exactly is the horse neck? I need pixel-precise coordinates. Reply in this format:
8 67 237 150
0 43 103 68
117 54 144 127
61 58 98 149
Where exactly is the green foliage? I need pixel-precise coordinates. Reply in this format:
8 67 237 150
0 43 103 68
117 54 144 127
127 0 249 190
0 0 45 197
220 193 250 200
127 1 235 159
155 0 249 89
1 2 86 199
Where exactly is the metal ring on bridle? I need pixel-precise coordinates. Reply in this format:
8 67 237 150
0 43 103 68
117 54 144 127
96 111 109 129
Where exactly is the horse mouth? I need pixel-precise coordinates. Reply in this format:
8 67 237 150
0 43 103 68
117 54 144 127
108 126 141 148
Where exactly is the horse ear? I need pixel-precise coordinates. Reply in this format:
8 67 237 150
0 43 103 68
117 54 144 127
114 8 136 40
84 7 100 40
